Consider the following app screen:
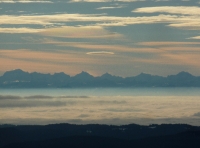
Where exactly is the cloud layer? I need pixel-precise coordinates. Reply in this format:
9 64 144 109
1 94 200 125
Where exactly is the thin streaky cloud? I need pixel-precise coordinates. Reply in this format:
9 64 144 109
132 52 200 68
96 6 124 9
70 0 145 2
0 95 21 100
0 28 44 33
115 0 146 2
0 49 99 64
133 6 200 15
40 26 123 39
187 36 200 39
0 13 200 31
69 0 112 2
168 22 200 30
44 41 162 53
138 42 200 46
0 100 67 108
86 51 115 55
0 0 53 3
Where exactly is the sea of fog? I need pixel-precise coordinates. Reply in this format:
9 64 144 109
0 88 200 126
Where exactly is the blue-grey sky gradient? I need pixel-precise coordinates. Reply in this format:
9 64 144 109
0 0 200 76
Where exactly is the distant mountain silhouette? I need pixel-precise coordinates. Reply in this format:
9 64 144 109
0 123 200 148
0 69 200 88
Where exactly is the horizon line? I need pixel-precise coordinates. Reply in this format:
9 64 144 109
0 68 196 78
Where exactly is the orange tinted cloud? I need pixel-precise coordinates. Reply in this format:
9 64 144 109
40 26 123 39
138 42 200 46
44 41 161 53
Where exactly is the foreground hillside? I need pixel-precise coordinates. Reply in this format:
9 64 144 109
1 69 200 88
0 123 200 148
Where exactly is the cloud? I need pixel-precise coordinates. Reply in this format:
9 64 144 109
188 36 200 39
58 96 90 98
0 11 199 33
133 6 200 15
0 0 53 3
105 108 136 112
78 114 90 118
40 26 122 38
0 100 66 108
193 112 200 117
0 95 21 100
131 6 200 30
0 49 125 76
0 12 181 26
25 95 54 99
45 41 160 53
138 42 200 46
70 0 145 2
168 23 200 30
95 100 127 104
96 6 124 9
133 47 200 68
0 28 44 33
69 0 112 2
0 95 90 100
86 51 114 55
1 96 200 125
0 49 95 64
0 49 102 76
115 0 146 2
0 95 90 108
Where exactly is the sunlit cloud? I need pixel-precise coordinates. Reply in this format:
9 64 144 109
133 6 200 15
0 28 44 33
86 51 114 55
0 95 90 100
69 0 112 2
167 22 200 30
138 42 200 46
1 10 195 29
0 0 53 3
40 26 123 38
0 12 200 33
44 41 161 53
96 6 124 9
132 6 200 30
188 36 200 39
70 0 145 2
154 0 170 1
117 0 146 1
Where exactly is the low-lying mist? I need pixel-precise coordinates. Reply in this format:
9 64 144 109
1 94 200 126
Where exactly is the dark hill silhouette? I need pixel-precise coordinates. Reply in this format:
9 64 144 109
1 69 200 88
0 123 200 148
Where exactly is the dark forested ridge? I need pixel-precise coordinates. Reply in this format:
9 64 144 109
1 69 200 88
0 123 200 148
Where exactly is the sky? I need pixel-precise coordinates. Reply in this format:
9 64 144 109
0 0 200 77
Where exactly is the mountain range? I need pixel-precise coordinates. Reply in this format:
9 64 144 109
0 69 200 88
